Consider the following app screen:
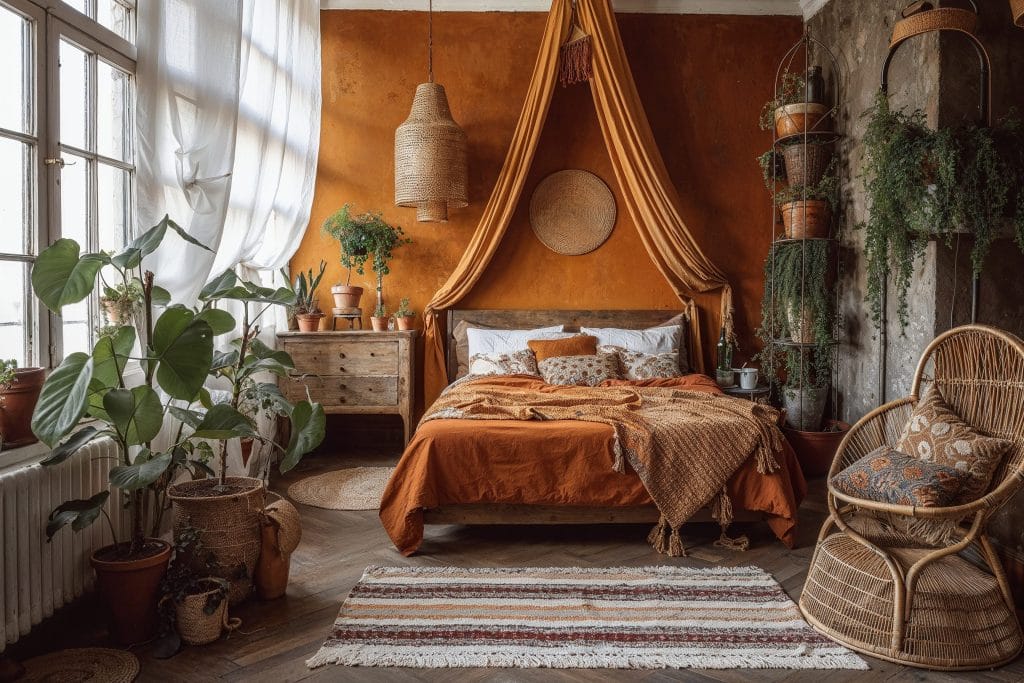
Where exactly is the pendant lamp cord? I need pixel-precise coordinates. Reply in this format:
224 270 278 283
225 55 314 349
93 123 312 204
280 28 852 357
427 0 434 83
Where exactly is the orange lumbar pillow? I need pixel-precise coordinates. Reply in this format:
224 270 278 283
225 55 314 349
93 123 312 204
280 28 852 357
528 335 598 362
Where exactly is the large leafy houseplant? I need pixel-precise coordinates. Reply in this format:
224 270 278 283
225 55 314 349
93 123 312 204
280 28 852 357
860 90 1024 330
322 205 410 311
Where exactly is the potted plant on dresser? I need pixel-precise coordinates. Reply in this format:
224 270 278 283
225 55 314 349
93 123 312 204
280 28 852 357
0 359 45 450
321 204 369 311
293 261 326 332
322 205 410 323
394 298 415 330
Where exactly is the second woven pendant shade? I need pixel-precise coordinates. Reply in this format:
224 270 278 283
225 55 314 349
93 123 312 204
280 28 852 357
395 82 468 222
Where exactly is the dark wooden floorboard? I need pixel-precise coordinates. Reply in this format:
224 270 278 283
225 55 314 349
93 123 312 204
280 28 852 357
8 445 1024 682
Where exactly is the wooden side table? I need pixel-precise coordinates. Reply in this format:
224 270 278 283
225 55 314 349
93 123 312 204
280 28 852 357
277 330 417 445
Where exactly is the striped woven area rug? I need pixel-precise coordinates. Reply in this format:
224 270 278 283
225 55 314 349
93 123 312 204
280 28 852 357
306 565 868 670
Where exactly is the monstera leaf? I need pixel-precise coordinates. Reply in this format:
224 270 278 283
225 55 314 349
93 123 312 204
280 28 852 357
103 386 163 446
191 404 256 440
150 307 213 400
280 400 326 473
31 239 108 312
92 326 137 389
46 491 110 540
31 352 93 447
111 215 211 269
109 450 173 490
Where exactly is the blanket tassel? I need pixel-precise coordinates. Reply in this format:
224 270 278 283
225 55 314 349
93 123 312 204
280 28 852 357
711 488 750 552
647 515 687 557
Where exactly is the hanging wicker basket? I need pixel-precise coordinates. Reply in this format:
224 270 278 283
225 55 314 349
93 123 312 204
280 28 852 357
781 142 833 187
173 579 241 646
890 7 977 48
168 477 265 605
395 82 468 223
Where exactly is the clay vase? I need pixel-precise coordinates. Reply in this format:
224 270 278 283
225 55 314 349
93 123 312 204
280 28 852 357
782 420 851 478
255 498 302 601
370 316 389 332
90 540 172 645
0 367 44 449
331 285 363 309
774 103 830 138
782 384 828 432
780 200 830 239
296 313 324 332
395 315 415 331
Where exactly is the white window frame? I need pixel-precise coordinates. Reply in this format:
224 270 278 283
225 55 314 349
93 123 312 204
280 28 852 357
1 0 136 369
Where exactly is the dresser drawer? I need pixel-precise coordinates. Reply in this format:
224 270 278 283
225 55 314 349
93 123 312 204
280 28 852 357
285 340 398 376
283 374 398 407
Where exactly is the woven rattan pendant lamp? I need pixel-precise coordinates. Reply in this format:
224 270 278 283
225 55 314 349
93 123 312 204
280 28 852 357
394 0 468 223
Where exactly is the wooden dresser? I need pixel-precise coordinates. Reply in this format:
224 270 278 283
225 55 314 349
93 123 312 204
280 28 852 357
276 330 417 445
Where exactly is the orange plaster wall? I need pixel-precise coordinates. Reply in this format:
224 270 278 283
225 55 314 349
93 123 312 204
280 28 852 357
294 10 802 390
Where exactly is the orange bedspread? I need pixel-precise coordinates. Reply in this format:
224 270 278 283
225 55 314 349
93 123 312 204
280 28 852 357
379 374 806 556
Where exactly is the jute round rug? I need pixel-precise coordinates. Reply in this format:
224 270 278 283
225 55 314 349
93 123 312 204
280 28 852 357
20 647 139 682
287 467 394 510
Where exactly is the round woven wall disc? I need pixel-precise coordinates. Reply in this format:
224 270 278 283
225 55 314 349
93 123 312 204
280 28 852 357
530 170 617 255
20 648 140 683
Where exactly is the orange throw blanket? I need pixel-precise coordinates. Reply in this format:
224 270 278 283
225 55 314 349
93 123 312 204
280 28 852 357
422 377 784 556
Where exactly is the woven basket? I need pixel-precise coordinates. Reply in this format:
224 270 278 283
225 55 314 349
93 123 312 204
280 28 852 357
787 303 817 345
395 82 468 223
780 200 831 239
174 580 241 646
890 7 977 48
168 477 265 605
1013 0 1024 27
781 142 833 187
529 170 617 255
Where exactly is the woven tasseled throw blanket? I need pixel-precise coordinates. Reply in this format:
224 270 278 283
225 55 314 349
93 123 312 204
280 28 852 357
421 380 784 556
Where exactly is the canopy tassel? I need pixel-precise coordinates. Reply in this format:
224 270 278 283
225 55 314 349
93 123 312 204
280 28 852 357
559 2 591 87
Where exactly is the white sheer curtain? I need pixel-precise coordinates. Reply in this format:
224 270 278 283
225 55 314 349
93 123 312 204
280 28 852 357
136 0 321 306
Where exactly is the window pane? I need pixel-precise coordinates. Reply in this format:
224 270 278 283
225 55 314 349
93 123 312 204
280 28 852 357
62 0 88 16
98 162 127 250
0 6 30 134
61 299 89 357
97 1 133 42
60 152 88 245
97 60 130 161
0 260 29 366
0 137 31 254
59 40 88 150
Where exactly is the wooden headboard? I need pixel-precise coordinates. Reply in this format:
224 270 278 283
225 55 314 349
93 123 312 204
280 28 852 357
446 309 687 383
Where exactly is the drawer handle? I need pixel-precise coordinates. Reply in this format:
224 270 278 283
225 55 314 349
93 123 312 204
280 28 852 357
369 352 375 357
339 383 347 390
339 397 346 403
339 366 346 373
339 352 346 359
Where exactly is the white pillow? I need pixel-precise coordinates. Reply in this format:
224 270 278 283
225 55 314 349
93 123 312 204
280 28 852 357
580 325 680 355
466 325 570 358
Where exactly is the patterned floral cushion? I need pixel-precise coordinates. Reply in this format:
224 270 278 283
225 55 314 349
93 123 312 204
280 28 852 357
599 345 683 380
830 447 967 507
896 389 1012 504
538 352 621 387
468 349 540 377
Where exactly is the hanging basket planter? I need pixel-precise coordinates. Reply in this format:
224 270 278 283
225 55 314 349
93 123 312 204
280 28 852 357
779 200 831 239
781 142 834 187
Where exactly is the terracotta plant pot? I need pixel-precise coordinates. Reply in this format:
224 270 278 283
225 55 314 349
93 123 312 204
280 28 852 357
101 298 132 324
395 315 415 331
774 102 830 138
0 367 45 449
782 420 851 478
90 539 172 645
295 313 324 332
781 142 833 187
331 285 363 309
781 384 829 432
780 199 830 239
175 579 237 645
370 316 389 332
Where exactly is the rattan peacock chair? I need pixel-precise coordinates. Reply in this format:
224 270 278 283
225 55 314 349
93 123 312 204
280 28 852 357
799 324 1024 670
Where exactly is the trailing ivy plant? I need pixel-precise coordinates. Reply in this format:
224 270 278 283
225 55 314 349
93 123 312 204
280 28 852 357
759 71 806 131
860 90 1024 330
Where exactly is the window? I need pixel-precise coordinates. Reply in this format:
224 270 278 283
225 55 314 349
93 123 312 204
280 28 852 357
0 0 136 367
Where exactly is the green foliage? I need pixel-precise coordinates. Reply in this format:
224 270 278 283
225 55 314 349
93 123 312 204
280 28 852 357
395 298 413 317
773 155 840 212
757 149 782 190
373 302 387 318
0 359 16 390
100 279 144 323
759 71 806 131
292 261 326 315
321 204 410 291
859 90 1024 330
31 216 326 556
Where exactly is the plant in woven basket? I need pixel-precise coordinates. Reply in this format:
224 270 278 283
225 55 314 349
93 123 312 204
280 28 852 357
773 156 839 210
860 90 1024 330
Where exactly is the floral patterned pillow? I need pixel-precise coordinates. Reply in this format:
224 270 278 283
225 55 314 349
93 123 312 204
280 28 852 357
468 349 540 377
539 352 621 387
896 389 1012 503
599 345 683 380
830 447 966 507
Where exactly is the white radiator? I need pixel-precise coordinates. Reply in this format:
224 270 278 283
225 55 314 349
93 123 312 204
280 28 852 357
0 438 127 651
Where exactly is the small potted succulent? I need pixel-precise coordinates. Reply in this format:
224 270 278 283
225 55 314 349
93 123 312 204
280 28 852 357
0 359 45 450
370 302 388 332
293 261 326 332
394 298 415 331
100 279 144 324
759 69 831 139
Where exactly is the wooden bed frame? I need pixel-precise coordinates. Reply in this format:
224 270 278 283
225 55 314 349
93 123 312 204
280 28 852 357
422 308 763 527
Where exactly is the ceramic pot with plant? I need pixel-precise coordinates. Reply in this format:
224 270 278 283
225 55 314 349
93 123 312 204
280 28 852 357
394 297 415 331
759 68 832 139
773 158 837 240
100 280 144 325
322 204 410 320
322 205 372 310
31 217 326 628
293 261 326 332
782 419 850 477
782 383 828 431
0 360 45 450
370 303 389 332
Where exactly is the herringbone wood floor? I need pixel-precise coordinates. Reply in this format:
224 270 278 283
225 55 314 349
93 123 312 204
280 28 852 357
9 443 1024 682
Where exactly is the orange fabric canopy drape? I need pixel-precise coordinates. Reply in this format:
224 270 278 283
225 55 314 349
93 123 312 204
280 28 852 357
422 0 734 407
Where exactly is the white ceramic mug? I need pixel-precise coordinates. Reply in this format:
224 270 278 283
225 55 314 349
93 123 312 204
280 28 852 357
735 367 759 390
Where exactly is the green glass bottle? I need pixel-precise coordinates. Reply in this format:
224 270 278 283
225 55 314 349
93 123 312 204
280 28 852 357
717 327 733 371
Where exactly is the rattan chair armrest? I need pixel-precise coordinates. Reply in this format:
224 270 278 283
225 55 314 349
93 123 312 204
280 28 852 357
827 396 917 479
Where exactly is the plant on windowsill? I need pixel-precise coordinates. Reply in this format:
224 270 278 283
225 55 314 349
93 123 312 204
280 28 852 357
0 359 45 451
860 90 1024 331
99 279 144 325
371 302 388 332
30 216 325 642
292 261 326 332
394 297 415 331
